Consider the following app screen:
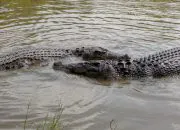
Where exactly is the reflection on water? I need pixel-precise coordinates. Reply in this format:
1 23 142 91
0 0 180 130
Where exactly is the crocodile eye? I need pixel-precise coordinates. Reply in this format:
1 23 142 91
92 62 100 66
94 50 100 54
126 61 131 65
78 53 82 56
76 48 80 52
65 49 69 53
118 62 124 68
94 50 106 55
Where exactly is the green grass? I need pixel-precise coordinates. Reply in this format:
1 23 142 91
23 102 119 130
24 103 64 130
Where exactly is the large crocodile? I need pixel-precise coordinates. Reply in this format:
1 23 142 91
1 46 180 80
53 47 180 79
0 46 126 70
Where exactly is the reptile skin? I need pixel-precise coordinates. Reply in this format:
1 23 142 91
0 46 125 70
53 47 180 79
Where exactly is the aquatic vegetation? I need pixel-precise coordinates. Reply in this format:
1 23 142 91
24 103 64 130
110 119 118 130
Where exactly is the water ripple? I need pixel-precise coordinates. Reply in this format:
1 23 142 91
0 0 180 130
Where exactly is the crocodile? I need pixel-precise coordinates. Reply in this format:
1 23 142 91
0 46 125 70
53 47 180 79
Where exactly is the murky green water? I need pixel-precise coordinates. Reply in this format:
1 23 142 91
0 0 180 130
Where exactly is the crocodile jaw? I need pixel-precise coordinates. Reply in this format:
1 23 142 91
53 61 118 80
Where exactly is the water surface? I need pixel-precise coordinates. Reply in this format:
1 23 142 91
0 0 180 130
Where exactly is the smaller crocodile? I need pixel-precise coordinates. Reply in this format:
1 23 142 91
0 46 125 70
53 47 180 80
53 55 131 79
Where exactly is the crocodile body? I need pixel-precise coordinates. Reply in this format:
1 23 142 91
0 46 125 70
53 47 180 79
1 46 180 79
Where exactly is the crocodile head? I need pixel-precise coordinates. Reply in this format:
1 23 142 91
53 61 116 79
73 47 128 60
53 58 132 80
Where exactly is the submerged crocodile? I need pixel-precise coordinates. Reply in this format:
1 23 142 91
1 46 180 80
0 46 125 70
53 47 180 79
